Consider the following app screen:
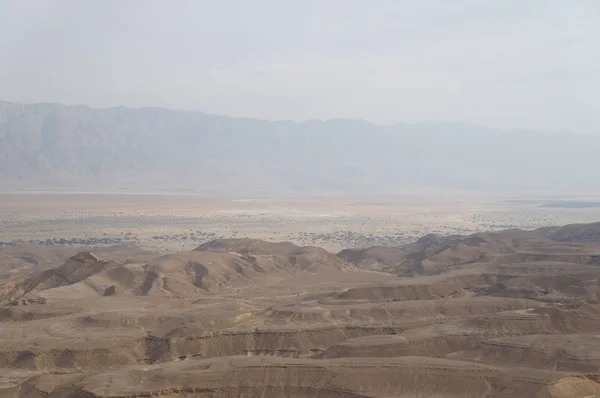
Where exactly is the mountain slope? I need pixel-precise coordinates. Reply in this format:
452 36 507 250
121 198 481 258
1 101 599 193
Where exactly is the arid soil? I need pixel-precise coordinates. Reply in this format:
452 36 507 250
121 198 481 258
1 213 600 397
2 192 600 255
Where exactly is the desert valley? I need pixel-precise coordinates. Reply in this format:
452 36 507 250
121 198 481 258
2 0 599 395
1 192 600 397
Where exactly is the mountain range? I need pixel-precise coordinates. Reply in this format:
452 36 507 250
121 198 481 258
0 101 597 194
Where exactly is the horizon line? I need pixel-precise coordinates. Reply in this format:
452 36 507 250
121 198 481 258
0 99 582 135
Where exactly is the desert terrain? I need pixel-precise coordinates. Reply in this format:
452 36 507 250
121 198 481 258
2 193 600 397
2 192 600 254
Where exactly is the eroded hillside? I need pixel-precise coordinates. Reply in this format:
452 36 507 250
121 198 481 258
2 223 600 397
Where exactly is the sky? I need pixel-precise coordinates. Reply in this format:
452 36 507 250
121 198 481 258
0 0 598 134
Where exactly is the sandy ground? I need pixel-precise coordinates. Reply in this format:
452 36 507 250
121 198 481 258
1 192 600 252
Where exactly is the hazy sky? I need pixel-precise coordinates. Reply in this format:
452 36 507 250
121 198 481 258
0 0 598 133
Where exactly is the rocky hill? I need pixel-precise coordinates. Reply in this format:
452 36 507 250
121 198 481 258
2 223 600 397
339 222 600 275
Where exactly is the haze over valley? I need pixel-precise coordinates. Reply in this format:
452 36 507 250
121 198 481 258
1 0 600 397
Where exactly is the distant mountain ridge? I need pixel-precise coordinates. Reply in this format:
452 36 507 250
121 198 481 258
0 101 598 194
